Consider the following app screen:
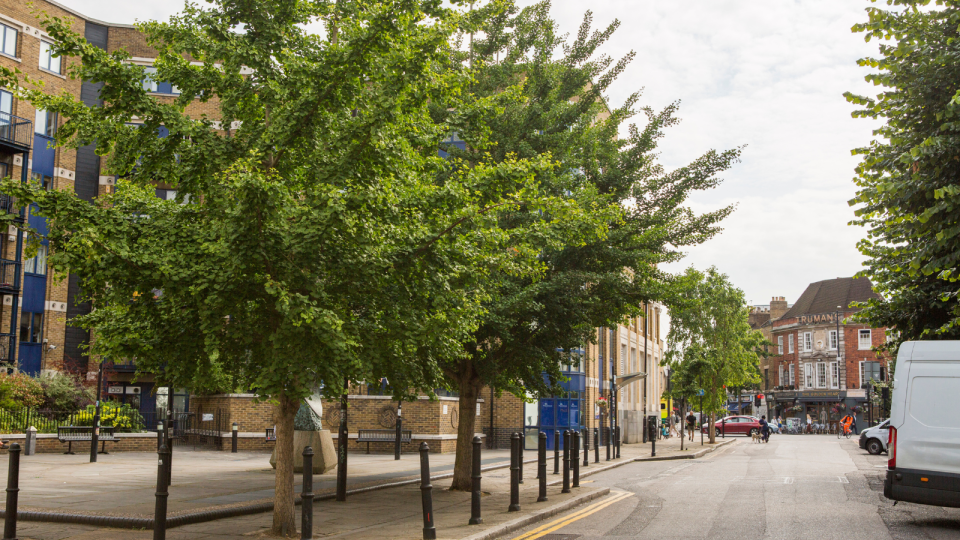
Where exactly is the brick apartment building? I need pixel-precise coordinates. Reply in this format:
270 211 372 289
0 0 669 453
764 277 890 432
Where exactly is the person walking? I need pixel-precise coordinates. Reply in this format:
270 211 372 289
759 415 771 443
686 411 696 441
852 411 859 434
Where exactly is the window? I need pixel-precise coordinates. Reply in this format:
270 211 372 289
778 365 783 386
860 360 881 388
804 363 813 388
764 369 769 389
830 362 839 389
777 336 783 355
803 332 812 352
859 329 872 350
0 89 10 115
142 66 159 92
788 334 794 354
789 364 795 386
34 109 57 138
829 330 838 350
32 172 52 191
0 23 17 58
23 245 46 275
816 363 827 389
39 41 61 74
19 312 42 343
620 344 626 376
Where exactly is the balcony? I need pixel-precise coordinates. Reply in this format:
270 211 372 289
0 259 20 295
0 112 32 153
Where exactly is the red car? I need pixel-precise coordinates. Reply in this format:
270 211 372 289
700 415 762 436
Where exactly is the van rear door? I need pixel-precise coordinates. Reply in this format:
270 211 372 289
901 366 960 475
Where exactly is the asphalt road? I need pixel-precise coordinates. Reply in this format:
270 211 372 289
500 435 960 540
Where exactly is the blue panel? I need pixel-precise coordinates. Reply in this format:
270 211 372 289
27 206 48 240
139 383 157 430
32 135 55 177
570 400 580 427
539 399 555 428
157 126 169 138
18 343 41 376
157 82 172 94
438 140 465 158
557 399 569 426
22 275 46 312
544 428 555 451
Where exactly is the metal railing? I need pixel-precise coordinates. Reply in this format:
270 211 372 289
0 112 32 149
0 259 21 292
0 406 149 434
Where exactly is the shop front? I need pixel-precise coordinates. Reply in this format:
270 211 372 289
525 348 586 450
767 389 868 432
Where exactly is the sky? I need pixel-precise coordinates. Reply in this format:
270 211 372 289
58 0 883 308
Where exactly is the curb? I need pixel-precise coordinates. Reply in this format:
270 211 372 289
460 487 611 540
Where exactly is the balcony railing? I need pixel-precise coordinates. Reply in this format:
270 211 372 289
0 259 20 294
0 112 32 150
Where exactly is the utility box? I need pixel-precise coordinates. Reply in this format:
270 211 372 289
24 426 37 456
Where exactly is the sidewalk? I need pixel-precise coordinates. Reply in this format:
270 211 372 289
6 434 742 539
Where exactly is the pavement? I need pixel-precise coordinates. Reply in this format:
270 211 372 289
498 434 960 540
0 433 729 539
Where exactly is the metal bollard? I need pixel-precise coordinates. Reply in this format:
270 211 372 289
419 443 437 539
518 432 523 484
616 426 621 458
231 422 238 453
509 433 520 512
301 447 314 540
336 413 348 502
582 429 589 468
594 427 599 463
395 405 403 461
157 420 164 452
650 418 657 457
553 431 560 474
154 442 170 540
3 443 20 540
561 430 571 494
572 430 580 488
469 436 482 525
606 425 611 461
537 432 547 503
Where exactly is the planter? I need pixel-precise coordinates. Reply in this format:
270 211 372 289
270 429 337 474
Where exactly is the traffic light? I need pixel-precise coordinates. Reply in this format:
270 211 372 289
754 395 761 407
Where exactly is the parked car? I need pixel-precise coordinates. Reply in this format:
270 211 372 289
700 415 761 436
859 419 889 455
884 341 960 508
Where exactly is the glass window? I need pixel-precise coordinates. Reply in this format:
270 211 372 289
19 312 42 343
523 399 538 427
23 245 47 275
777 336 783 355
778 365 783 386
32 172 52 190
803 332 812 352
804 363 813 388
830 362 839 389
39 41 61 74
142 66 158 92
0 89 11 115
789 364 795 386
0 24 16 57
859 329 872 350
816 363 827 389
829 330 838 350
788 334 794 354
34 109 57 137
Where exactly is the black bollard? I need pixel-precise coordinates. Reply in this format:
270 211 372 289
582 429 589 468
572 430 580 488
394 403 403 461
154 442 170 540
231 422 238 453
3 443 20 540
336 404 348 502
301 446 314 540
470 436 483 525
157 420 164 452
561 430 571 494
616 426 621 459
553 431 560 475
593 427 599 463
606 424 611 462
419 443 437 540
537 432 547 503
509 433 520 512
650 418 657 457
518 433 524 484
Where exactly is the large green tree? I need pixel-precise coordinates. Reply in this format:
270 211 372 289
425 1 742 490
846 0 960 350
0 0 558 534
664 267 763 444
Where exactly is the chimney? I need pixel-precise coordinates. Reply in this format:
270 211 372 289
770 296 788 320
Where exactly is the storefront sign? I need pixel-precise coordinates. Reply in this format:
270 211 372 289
798 312 840 325
202 413 214 421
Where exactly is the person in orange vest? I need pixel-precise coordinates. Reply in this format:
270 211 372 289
840 414 854 435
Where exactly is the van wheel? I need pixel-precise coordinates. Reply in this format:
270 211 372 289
866 438 884 455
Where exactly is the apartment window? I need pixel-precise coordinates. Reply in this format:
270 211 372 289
778 365 784 386
859 329 872 350
789 364 795 386
777 336 783 355
39 41 61 74
804 363 813 388
32 172 53 191
0 23 17 58
23 245 47 275
816 363 827 389
0 89 11 115
829 330 838 350
34 109 57 138
860 360 881 388
620 344 626 376
788 334 794 354
830 362 839 389
19 312 42 343
803 332 812 352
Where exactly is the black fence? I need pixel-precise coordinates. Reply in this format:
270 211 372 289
171 408 223 450
0 112 32 149
0 406 150 434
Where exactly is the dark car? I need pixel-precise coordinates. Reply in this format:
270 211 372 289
700 415 762 436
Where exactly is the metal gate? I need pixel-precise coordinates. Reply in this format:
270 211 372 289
172 408 223 450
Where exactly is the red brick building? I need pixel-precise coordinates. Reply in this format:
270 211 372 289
767 277 890 432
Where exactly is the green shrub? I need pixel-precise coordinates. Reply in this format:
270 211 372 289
0 373 44 410
73 402 145 433
39 373 94 411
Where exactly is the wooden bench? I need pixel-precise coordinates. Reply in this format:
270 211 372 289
58 426 117 454
356 429 411 454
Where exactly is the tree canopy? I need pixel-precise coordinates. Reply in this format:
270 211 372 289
846 0 960 350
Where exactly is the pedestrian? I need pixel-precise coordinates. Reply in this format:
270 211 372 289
686 411 696 441
759 415 770 443
852 411 859 434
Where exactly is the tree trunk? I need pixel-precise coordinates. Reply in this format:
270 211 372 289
450 381 481 491
708 412 716 444
272 392 299 537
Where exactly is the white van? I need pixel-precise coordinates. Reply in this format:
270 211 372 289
884 341 960 508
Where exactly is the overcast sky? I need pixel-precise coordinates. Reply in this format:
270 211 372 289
59 0 881 307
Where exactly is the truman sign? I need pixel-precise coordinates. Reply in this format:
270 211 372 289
798 312 841 325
